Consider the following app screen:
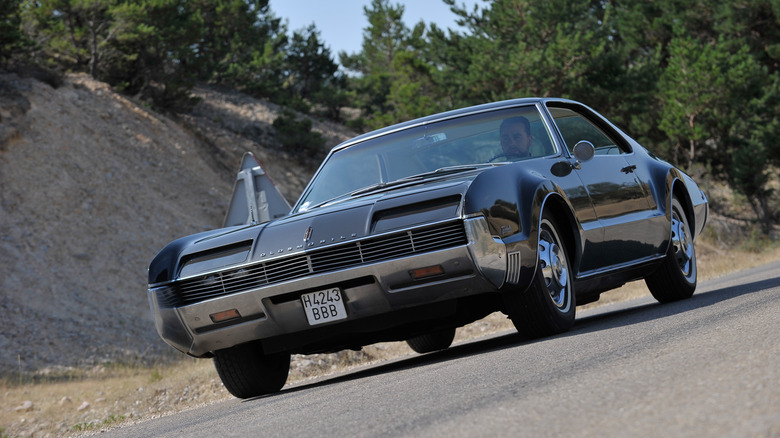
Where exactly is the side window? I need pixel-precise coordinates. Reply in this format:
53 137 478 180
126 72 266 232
548 106 626 155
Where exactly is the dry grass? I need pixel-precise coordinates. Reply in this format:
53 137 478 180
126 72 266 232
2 228 778 437
0 360 226 437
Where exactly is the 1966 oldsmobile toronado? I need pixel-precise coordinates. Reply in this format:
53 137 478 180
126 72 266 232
148 98 708 398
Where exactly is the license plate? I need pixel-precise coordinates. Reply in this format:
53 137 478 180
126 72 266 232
301 288 347 325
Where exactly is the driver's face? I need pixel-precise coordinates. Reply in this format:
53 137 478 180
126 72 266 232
500 124 532 155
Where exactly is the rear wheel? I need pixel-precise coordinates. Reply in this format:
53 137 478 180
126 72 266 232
406 327 456 353
645 198 697 302
213 342 290 399
503 212 575 339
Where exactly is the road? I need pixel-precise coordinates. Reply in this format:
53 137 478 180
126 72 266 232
106 261 780 437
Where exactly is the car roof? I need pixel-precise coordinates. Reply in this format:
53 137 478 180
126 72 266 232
331 97 576 153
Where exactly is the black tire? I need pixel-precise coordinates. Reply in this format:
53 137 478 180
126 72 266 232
406 327 457 354
213 341 290 399
645 198 697 302
503 211 575 339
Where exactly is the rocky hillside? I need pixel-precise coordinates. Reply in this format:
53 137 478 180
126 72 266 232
0 72 356 373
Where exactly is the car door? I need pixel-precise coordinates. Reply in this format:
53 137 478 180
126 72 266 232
547 104 656 272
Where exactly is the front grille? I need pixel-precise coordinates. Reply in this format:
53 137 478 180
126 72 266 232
156 220 467 307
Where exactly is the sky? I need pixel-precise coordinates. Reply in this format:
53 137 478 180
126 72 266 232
270 0 481 57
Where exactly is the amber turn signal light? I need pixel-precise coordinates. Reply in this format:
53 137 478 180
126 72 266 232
210 309 241 323
409 265 445 280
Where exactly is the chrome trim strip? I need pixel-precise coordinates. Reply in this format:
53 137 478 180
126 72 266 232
161 220 469 307
175 217 465 282
577 253 666 279
506 251 522 284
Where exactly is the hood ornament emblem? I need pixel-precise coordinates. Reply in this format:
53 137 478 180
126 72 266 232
303 226 313 242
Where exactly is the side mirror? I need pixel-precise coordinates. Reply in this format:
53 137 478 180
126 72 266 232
573 140 595 163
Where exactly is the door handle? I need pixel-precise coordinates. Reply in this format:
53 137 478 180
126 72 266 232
621 164 637 174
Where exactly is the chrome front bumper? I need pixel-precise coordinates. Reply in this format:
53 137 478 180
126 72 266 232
149 216 513 357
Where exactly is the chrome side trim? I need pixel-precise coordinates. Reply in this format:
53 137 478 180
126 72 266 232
505 252 522 284
464 216 507 288
577 253 666 279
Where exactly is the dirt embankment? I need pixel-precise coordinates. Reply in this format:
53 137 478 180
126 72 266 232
0 72 355 373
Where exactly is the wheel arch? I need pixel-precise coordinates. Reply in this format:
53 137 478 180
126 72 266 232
666 170 697 241
539 192 581 278
673 181 695 231
464 166 583 291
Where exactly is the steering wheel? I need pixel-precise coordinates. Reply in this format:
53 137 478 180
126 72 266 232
488 153 525 163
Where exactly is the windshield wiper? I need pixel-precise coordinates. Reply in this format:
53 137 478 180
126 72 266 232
311 164 496 209
309 192 355 209
349 178 422 197
350 164 497 197
309 180 412 209
399 164 497 181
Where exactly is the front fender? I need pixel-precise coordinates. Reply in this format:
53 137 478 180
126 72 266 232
148 224 263 286
463 165 580 292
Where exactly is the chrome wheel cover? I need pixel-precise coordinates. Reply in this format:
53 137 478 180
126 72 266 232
671 211 695 280
538 224 570 312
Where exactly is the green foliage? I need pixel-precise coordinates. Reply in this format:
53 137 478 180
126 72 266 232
658 30 779 231
103 0 202 107
272 108 326 156
222 38 286 97
0 0 29 64
15 0 346 112
438 0 620 106
193 0 279 77
8 0 780 230
149 369 163 382
312 72 351 120
658 33 727 167
194 0 288 99
21 0 119 75
19 0 202 106
740 226 777 253
284 24 338 101
18 0 301 108
71 414 126 432
341 0 443 130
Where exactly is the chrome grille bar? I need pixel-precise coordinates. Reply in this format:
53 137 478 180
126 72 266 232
162 220 467 307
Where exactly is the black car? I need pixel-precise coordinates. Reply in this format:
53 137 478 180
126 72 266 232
148 98 708 398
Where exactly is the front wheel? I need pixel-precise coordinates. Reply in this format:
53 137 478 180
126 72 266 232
503 212 575 339
406 327 456 353
213 341 290 399
645 198 697 302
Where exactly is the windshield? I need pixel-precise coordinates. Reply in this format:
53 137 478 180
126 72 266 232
295 105 556 212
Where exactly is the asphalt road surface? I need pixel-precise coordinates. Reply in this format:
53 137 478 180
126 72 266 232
106 261 780 437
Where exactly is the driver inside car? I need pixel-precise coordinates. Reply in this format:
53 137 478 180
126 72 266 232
499 116 534 158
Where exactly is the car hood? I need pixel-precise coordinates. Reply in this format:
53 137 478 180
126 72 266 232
149 174 478 285
254 176 473 259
